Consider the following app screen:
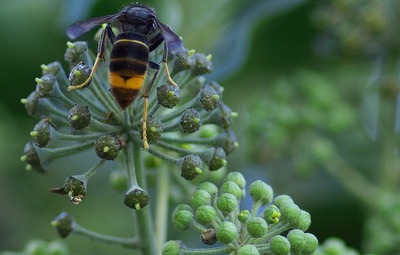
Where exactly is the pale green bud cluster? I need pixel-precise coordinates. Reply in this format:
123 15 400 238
165 171 318 255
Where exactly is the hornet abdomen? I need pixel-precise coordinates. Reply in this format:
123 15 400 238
109 32 149 110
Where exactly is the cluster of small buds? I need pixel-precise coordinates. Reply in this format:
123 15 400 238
164 172 318 255
313 0 400 56
0 238 70 255
313 237 362 255
20 26 237 209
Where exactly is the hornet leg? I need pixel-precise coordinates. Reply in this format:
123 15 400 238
161 42 178 87
141 61 160 150
68 25 116 91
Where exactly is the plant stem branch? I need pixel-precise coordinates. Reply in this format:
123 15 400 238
72 221 137 249
155 166 170 250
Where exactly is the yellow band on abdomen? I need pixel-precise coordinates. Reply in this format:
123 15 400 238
109 73 146 90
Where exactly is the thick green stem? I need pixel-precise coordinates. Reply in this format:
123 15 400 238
155 166 170 250
125 140 138 187
133 143 158 255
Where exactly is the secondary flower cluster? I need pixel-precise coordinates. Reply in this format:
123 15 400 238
313 237 360 255
163 172 318 255
0 239 70 255
313 0 400 57
20 31 237 209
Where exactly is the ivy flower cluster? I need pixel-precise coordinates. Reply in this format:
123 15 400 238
20 30 237 209
313 0 400 57
0 239 70 255
163 172 318 255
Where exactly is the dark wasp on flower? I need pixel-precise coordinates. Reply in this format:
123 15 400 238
21 3 237 209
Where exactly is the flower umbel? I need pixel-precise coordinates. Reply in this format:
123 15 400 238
21 25 237 210
167 172 318 255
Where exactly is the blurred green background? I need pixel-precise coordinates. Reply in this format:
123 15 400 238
1 0 400 254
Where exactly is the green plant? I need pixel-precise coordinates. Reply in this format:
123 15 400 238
7 1 400 254
16 21 321 254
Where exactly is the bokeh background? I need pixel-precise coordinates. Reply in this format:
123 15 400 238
1 0 400 254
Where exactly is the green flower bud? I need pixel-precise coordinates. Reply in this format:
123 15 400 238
197 182 218 197
52 175 87 204
157 84 181 109
208 80 223 96
123 185 150 210
69 62 92 88
216 193 238 214
249 180 273 206
224 172 246 190
274 195 293 208
287 229 305 253
295 210 311 231
67 105 91 130
162 240 184 255
216 221 238 244
174 204 194 214
142 115 163 143
172 209 194 232
208 147 227 171
190 190 212 210
246 217 268 238
23 141 45 173
278 201 301 225
237 244 260 255
200 84 220 111
301 233 318 254
220 181 243 200
64 41 88 64
109 169 128 192
23 91 40 117
31 118 54 148
215 130 237 155
191 53 213 77
205 103 233 129
200 228 217 245
199 147 227 171
47 240 70 255
195 205 217 225
270 235 290 255
180 154 203 180
51 212 73 238
180 108 201 133
171 48 196 76
321 237 346 255
41 62 62 76
94 135 124 160
36 74 56 97
263 205 281 224
238 210 250 223
24 239 48 255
